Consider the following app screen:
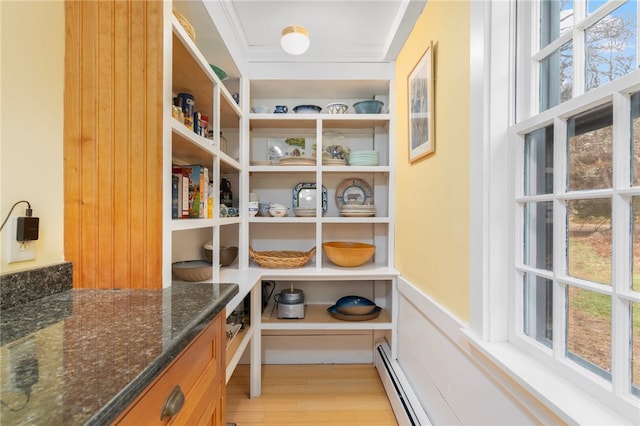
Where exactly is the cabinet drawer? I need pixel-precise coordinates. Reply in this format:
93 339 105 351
114 312 224 425
187 375 225 425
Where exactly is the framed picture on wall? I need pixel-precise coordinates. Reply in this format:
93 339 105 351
408 41 434 162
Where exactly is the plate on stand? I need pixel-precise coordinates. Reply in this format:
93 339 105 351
335 178 374 209
293 182 328 213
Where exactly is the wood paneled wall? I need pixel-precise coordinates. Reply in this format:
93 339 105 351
64 1 163 288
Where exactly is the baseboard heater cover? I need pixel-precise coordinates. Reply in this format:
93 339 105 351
374 341 432 426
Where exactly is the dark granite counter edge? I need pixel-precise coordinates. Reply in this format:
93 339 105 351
86 283 238 426
0 262 73 310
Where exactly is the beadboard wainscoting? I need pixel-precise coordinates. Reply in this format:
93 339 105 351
396 277 563 425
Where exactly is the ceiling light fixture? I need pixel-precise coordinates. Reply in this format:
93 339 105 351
280 26 310 55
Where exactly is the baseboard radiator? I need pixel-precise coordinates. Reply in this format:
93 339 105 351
374 341 432 426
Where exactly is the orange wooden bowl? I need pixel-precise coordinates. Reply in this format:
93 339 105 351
323 242 375 267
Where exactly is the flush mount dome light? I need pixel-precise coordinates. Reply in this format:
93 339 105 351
280 26 310 55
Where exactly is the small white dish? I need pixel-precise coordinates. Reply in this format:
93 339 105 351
252 105 268 113
269 207 287 217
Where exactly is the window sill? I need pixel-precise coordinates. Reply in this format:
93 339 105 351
461 329 634 425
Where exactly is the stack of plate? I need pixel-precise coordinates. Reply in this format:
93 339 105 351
339 205 376 217
279 157 315 166
348 150 379 166
323 158 346 166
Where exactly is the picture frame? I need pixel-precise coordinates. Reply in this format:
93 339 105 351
408 41 435 162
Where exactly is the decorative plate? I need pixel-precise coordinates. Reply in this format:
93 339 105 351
335 178 373 209
293 182 327 213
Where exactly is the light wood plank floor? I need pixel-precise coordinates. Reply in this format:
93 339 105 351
226 364 398 426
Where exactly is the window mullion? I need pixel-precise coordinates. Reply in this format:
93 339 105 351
514 131 526 341
528 0 540 118
573 30 585 99
553 116 568 360
611 91 632 397
573 0 586 98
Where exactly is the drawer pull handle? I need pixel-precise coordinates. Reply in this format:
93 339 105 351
160 385 185 420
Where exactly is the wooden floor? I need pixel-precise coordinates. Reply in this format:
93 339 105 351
226 364 398 426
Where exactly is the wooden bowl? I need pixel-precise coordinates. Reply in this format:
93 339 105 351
323 242 375 267
220 246 238 266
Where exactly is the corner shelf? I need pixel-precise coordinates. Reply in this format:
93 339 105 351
261 304 392 330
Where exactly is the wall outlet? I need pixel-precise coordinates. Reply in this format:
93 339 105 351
6 217 36 263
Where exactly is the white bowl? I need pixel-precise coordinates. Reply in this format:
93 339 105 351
269 207 287 217
270 203 286 209
325 103 349 114
252 105 268 113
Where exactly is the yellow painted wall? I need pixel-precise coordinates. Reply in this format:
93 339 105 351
395 0 470 322
0 1 65 273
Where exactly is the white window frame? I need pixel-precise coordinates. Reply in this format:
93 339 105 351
467 0 640 423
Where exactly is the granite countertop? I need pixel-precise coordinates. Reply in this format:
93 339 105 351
0 282 238 426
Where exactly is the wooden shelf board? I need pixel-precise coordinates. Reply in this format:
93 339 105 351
171 121 215 165
226 324 250 361
170 218 216 232
172 33 214 118
261 304 392 330
249 114 390 130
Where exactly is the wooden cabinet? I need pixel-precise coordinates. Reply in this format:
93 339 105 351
113 311 225 425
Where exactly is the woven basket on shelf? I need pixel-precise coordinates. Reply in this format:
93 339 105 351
249 246 316 269
173 9 196 42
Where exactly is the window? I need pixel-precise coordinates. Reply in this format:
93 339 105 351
513 0 640 414
534 0 638 112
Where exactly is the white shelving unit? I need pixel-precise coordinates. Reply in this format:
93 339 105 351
245 110 394 267
165 1 398 399
165 13 242 281
164 7 256 394
236 78 398 392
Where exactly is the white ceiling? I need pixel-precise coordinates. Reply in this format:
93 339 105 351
174 0 426 78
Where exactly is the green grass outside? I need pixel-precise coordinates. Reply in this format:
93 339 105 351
568 238 611 285
568 238 640 328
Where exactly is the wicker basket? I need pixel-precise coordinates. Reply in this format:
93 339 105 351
173 9 196 42
249 246 316 269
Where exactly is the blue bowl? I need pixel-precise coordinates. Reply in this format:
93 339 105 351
293 104 322 114
353 99 384 114
335 295 377 315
